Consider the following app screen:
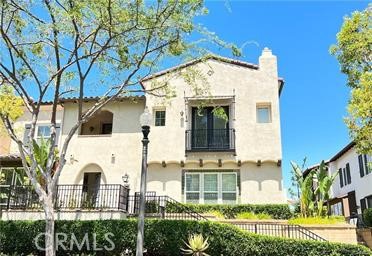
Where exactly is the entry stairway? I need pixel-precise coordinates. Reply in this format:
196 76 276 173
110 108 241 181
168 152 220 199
128 193 326 242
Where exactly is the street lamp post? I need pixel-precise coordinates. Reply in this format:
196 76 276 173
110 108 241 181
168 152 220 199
136 107 152 256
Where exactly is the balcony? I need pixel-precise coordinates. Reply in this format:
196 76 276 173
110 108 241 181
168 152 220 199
1 184 129 211
185 128 235 152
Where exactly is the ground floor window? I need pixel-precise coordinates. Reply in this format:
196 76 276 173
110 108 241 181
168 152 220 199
0 167 27 206
185 172 237 204
331 201 343 216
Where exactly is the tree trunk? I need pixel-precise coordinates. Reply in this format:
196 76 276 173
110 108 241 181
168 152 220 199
44 196 55 256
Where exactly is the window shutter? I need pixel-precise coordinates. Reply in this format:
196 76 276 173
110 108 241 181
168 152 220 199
359 155 365 177
339 168 343 187
360 199 367 213
346 163 351 184
55 123 61 146
364 155 369 174
237 170 241 195
181 170 185 195
23 124 31 145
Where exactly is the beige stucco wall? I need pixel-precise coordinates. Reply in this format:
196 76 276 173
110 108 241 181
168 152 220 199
8 105 63 155
147 161 283 204
144 50 282 163
142 49 285 204
58 100 145 193
9 49 285 205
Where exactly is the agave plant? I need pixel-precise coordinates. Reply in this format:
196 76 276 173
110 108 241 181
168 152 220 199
181 234 210 256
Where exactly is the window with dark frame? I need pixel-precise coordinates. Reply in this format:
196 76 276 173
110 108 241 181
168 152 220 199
155 110 166 126
359 154 371 177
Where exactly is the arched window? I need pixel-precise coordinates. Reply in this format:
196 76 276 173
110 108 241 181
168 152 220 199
80 110 113 135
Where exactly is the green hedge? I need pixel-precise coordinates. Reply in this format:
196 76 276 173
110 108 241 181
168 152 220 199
364 208 372 227
166 203 292 219
0 219 370 256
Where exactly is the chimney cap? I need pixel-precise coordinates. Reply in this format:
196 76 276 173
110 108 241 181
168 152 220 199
261 47 273 57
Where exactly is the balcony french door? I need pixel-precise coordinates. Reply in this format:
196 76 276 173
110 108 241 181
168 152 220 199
191 107 229 150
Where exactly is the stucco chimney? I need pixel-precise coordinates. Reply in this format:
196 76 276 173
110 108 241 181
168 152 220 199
259 47 278 77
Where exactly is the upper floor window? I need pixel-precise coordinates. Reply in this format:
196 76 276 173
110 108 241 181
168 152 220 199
154 110 166 126
80 110 113 135
358 154 371 177
256 104 271 123
339 163 351 188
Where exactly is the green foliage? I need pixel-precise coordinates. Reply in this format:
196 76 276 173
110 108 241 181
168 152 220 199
0 219 370 256
330 6 372 154
236 212 272 220
0 85 23 121
330 6 371 88
314 161 338 217
288 216 345 225
181 234 210 256
290 160 338 218
363 208 372 227
165 203 292 219
345 72 372 154
290 160 315 218
206 210 224 219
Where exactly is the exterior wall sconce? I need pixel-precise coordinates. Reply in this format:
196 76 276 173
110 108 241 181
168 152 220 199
111 153 116 164
69 154 76 164
122 173 129 186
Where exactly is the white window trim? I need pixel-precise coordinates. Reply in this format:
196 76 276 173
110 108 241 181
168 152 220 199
185 172 237 204
256 103 272 123
36 124 51 140
153 108 166 127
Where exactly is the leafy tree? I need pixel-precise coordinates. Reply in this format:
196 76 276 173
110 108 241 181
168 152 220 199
0 85 23 153
330 6 372 154
0 1 238 255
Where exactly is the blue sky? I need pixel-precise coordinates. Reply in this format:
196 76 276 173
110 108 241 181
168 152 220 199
195 1 368 194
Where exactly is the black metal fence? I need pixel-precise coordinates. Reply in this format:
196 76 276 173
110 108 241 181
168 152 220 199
185 128 235 152
0 184 129 211
233 223 326 241
127 194 207 221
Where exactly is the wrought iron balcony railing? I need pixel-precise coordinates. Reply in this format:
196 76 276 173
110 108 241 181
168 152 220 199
0 184 130 211
185 128 235 152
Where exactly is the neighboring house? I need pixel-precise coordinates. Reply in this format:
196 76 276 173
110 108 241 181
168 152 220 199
1 48 286 217
305 142 372 219
0 104 63 209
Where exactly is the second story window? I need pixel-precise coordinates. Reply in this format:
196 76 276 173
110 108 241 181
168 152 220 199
256 104 272 123
358 154 371 177
154 110 166 126
339 163 351 188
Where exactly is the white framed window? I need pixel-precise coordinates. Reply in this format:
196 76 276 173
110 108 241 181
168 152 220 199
256 104 272 123
36 125 51 143
185 172 237 204
203 173 218 204
185 173 200 204
222 173 237 204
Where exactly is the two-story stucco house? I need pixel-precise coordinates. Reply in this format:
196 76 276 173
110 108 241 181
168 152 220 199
0 48 286 216
305 142 372 219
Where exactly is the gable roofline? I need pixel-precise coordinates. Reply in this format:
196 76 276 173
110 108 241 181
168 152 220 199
303 141 356 177
140 54 285 95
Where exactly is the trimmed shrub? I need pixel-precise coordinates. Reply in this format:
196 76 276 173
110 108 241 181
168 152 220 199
0 219 370 256
288 216 345 225
236 212 272 220
166 203 292 219
364 208 372 227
